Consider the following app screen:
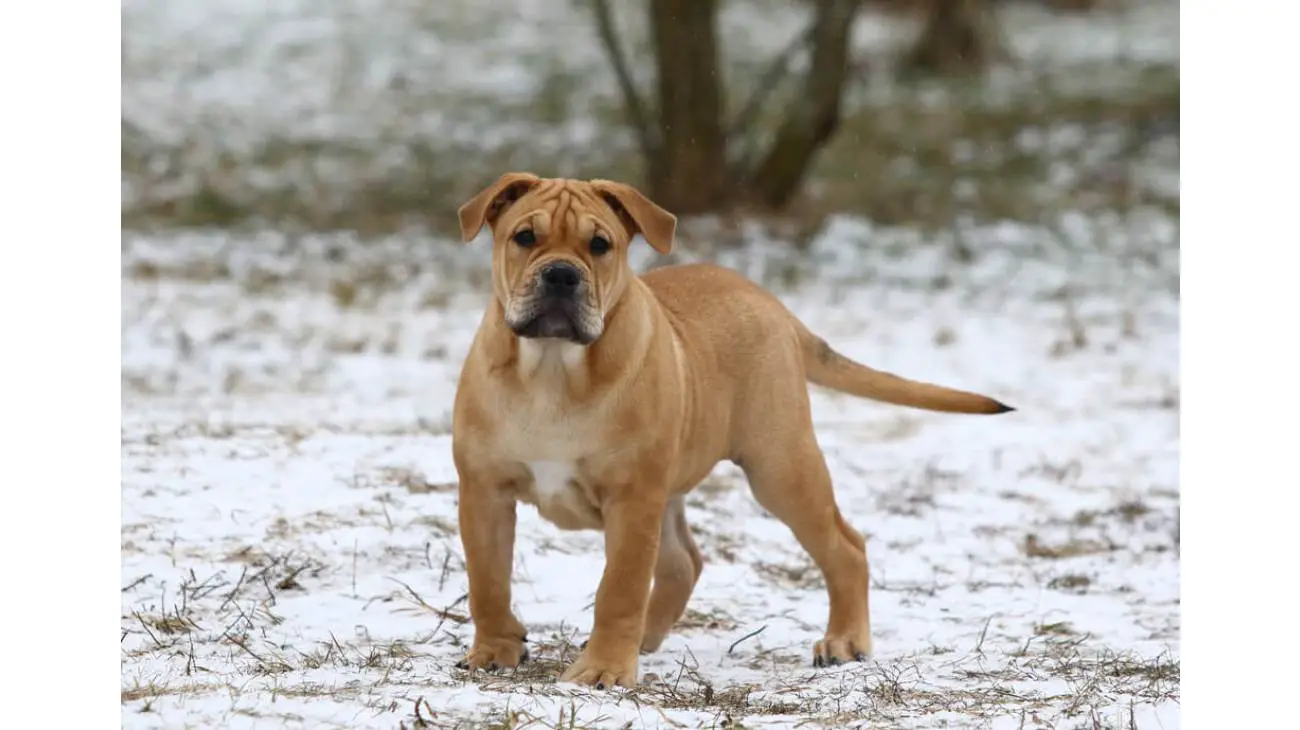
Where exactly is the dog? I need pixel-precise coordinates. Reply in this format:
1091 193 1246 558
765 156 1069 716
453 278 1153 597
450 173 1013 689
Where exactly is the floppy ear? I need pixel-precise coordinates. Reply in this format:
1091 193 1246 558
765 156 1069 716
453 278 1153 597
590 179 677 254
457 172 542 242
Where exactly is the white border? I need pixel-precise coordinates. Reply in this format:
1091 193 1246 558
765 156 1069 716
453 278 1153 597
2 0 120 722
1183 1 1299 729
3 0 1265 724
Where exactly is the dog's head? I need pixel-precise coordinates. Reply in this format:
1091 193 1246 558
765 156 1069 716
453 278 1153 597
457 173 676 345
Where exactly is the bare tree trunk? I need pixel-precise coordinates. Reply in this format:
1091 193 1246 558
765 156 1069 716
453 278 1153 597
904 0 1004 76
648 0 729 214
743 0 864 209
589 0 873 217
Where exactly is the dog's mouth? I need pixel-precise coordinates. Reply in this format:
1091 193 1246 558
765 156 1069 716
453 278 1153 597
509 298 598 344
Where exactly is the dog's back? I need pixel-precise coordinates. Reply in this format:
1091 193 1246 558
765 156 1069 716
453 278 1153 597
641 263 1013 415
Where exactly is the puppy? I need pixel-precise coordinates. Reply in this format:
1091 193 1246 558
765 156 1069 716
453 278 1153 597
450 173 1012 688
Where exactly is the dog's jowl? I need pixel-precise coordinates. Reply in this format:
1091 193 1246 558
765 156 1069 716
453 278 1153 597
450 173 1014 689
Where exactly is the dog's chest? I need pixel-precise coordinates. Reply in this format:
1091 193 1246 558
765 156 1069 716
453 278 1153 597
520 460 602 530
488 378 605 530
491 365 601 465
492 392 592 463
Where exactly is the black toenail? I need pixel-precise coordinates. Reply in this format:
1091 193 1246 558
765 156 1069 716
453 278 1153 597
521 648 530 662
829 657 842 666
855 652 867 662
813 656 825 668
595 682 605 690
487 662 499 671
455 659 468 670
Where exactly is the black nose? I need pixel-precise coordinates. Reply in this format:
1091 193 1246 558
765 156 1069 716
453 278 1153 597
539 262 582 295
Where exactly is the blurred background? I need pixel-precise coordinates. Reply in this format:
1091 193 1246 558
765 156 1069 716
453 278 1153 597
122 0 1177 242
121 0 1178 401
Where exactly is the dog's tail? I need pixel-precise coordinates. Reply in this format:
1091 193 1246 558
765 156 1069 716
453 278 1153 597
797 324 1014 415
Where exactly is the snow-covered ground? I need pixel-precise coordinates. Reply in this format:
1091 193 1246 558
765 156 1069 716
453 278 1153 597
121 0 1179 725
121 220 1179 728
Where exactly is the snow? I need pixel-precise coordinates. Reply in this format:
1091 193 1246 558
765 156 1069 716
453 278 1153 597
121 0 1179 725
122 222 1179 728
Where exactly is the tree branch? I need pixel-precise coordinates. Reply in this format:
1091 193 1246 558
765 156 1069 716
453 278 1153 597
587 0 659 161
727 25 817 181
742 0 865 207
903 0 1005 77
727 26 816 142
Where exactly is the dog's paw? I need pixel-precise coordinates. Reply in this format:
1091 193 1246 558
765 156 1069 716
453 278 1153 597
812 633 872 667
456 636 529 673
559 649 638 689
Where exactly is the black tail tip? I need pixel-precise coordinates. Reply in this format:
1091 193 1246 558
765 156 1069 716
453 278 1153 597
992 402 1016 414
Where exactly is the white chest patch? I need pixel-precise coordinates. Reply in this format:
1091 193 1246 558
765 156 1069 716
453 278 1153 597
527 460 577 500
523 460 602 530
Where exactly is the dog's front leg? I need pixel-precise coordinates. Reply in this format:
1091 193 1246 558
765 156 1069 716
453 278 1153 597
455 469 529 672
561 493 666 689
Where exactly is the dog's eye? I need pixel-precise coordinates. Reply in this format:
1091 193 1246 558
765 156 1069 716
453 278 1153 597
590 236 611 256
513 230 537 247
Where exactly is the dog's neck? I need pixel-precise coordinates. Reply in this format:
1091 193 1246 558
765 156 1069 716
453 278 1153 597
515 337 588 382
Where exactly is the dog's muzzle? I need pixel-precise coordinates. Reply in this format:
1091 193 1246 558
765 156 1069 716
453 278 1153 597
509 262 598 344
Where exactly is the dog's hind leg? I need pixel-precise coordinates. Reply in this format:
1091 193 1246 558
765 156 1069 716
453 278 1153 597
738 432 873 665
640 496 704 653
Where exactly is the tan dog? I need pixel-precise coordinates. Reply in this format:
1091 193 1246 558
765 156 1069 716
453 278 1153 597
451 173 1012 689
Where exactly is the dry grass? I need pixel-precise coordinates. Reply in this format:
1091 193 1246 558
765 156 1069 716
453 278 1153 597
123 468 1179 723
836 69 1174 213
122 73 1177 238
430 640 1180 727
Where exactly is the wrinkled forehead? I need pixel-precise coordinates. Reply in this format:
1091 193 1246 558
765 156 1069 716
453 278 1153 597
501 179 621 239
